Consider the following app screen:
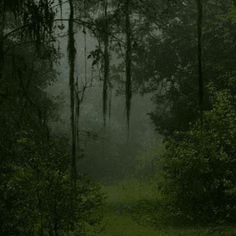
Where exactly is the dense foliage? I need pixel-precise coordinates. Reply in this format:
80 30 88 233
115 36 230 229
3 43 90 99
158 89 236 223
2 0 236 234
0 1 103 235
132 0 236 136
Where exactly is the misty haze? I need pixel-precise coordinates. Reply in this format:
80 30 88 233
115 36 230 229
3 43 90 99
1 1 236 235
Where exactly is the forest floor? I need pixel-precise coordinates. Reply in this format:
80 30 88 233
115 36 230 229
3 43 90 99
90 179 236 236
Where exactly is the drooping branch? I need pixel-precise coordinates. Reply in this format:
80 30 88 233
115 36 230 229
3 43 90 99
3 25 29 41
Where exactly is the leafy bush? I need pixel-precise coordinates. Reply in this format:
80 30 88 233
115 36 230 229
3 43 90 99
158 89 236 224
0 134 104 236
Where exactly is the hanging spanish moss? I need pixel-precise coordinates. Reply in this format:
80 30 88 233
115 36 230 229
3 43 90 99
125 0 132 127
84 29 87 83
58 0 63 14
103 0 110 125
75 76 80 164
196 0 203 128
68 0 77 185
83 0 87 85
58 0 63 26
108 87 112 121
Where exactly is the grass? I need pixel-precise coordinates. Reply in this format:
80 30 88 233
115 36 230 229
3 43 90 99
95 215 236 236
88 178 236 236
102 178 157 205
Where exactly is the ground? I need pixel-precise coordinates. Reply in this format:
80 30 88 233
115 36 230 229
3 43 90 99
87 179 236 236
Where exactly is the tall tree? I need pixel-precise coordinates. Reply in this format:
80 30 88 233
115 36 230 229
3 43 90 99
68 0 77 186
196 0 204 126
103 0 110 125
125 0 132 126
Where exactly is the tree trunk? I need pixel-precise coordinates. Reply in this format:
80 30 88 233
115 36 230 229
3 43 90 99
125 0 132 126
103 0 110 125
0 0 5 82
196 0 203 125
68 0 77 186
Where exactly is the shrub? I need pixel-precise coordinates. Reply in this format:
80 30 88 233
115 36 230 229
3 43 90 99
158 90 236 224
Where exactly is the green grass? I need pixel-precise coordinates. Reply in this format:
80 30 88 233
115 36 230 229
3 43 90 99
88 179 236 236
95 215 236 236
102 178 157 205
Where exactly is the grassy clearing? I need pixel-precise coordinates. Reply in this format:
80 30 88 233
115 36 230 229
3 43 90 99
95 214 236 236
102 178 157 205
89 179 236 236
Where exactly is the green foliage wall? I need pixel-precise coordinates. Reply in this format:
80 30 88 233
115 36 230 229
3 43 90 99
158 89 236 223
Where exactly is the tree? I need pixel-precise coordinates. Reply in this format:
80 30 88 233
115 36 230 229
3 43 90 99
0 1 104 235
158 88 236 223
131 0 236 136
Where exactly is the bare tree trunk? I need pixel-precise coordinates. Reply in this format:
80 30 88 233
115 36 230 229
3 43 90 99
53 202 59 236
196 0 203 126
103 0 110 125
125 0 132 127
0 0 5 82
67 1 78 230
68 0 77 186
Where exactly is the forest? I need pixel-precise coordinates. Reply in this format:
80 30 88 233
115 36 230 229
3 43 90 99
1 0 236 235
